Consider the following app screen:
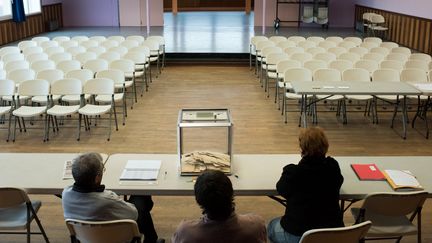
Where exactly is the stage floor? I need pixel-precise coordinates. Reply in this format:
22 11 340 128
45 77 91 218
42 11 360 54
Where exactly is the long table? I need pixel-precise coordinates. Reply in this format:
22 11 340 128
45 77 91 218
290 80 422 139
2 153 429 200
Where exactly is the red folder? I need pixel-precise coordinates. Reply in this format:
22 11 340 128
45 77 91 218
351 164 386 181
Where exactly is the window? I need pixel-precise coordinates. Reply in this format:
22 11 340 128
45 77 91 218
0 0 41 20
0 0 12 20
23 0 41 15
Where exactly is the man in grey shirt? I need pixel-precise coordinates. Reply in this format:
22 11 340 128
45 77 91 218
62 152 164 243
172 170 267 243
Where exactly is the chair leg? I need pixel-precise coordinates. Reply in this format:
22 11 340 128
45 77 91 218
29 205 50 243
12 115 17 142
6 112 12 142
123 97 126 126
108 109 113 141
22 117 27 132
112 102 119 131
77 114 81 141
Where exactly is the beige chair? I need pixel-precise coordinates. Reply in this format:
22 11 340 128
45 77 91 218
369 14 388 38
120 40 140 50
328 47 347 57
32 36 50 46
364 37 382 44
63 69 94 104
299 221 371 243
380 60 404 73
107 35 125 44
89 36 107 43
343 68 373 120
298 40 316 50
12 79 50 142
264 53 289 97
109 46 128 57
360 41 379 50
124 47 150 94
314 52 337 64
349 47 368 58
283 46 305 56
78 78 115 141
45 78 82 141
269 36 287 44
391 47 411 56
56 60 81 74
314 68 345 123
22 46 44 56
287 36 306 44
31 60 56 73
363 52 385 63
329 60 353 74
275 60 302 108
100 40 119 50
18 40 37 52
290 52 313 65
0 187 49 242
304 60 327 75
44 46 65 57
306 36 325 45
71 35 89 44
250 36 269 71
325 36 343 44
338 52 361 64
301 5 314 23
372 69 401 124
0 46 20 57
283 68 312 123
306 47 326 56
409 53 432 63
40 41 59 50
5 60 30 73
0 79 15 141
405 60 430 73
352 191 428 242
143 39 162 76
52 36 71 43
380 41 398 50
355 60 379 76
126 35 145 45
145 36 166 69
96 69 127 126
75 52 98 66
26 53 49 64
66 46 86 57
318 40 337 50
87 46 106 56
370 47 390 56
338 41 357 50
83 59 109 76
385 53 408 64
50 52 73 64
98 51 121 63
59 40 79 50
276 40 296 50
80 40 98 49
344 37 362 46
66 219 141 243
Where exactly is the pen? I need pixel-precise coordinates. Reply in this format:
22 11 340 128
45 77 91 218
164 171 167 180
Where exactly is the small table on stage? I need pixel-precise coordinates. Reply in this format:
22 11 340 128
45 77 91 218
291 80 421 139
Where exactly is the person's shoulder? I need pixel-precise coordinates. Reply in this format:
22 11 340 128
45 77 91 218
325 156 341 166
61 185 74 197
237 213 265 227
283 163 298 171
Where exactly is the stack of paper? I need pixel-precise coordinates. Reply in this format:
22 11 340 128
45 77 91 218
120 160 161 180
63 160 73 180
383 169 423 191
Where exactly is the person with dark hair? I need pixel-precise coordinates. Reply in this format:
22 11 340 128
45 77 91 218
172 170 267 243
268 127 344 243
62 152 164 243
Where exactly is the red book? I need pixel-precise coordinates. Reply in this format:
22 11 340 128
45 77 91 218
351 164 386 181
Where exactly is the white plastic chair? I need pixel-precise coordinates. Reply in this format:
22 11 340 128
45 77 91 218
306 47 326 56
304 60 327 75
120 40 139 50
344 37 362 46
45 46 65 57
349 46 368 57
275 60 302 107
80 40 98 49
380 60 404 73
71 35 89 44
32 36 50 46
107 35 126 44
343 68 373 120
109 59 136 107
405 60 430 73
31 60 56 73
18 40 37 52
96 69 127 126
49 52 73 64
2 53 25 64
372 69 401 123
5 60 30 73
108 46 128 57
98 51 121 63
314 52 337 64
46 78 82 141
57 60 81 74
66 219 141 243
22 46 44 57
326 36 344 44
283 46 305 56
276 40 296 50
338 52 361 64
100 40 119 50
318 40 337 50
264 53 289 96
33 70 64 105
351 192 427 243
0 46 20 57
363 52 385 63
314 68 345 123
124 49 150 95
370 47 390 56
329 60 353 74
338 41 357 50
63 69 94 104
0 187 49 242
83 59 109 76
52 36 71 43
66 46 86 57
298 40 316 50
328 47 347 57
283 68 312 124
287 36 306 44
315 7 328 25
0 79 15 141
87 46 106 56
12 79 50 142
146 35 166 68
75 52 97 66
391 47 411 56
78 78 115 141
386 53 408 63
126 35 145 45
250 36 269 71
269 36 288 44
26 53 49 64
380 41 398 50
142 39 161 76
40 41 59 50
306 36 325 45
360 42 379 50
290 52 313 65
59 40 79 50
89 36 107 43
299 221 371 243
302 5 313 23
409 53 432 62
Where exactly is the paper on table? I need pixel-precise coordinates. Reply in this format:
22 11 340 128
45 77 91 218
63 160 73 180
414 83 432 91
120 160 161 180
383 169 423 190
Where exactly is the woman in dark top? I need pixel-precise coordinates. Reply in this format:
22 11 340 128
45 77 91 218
267 127 344 243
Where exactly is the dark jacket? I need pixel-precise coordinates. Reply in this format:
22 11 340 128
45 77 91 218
277 155 344 236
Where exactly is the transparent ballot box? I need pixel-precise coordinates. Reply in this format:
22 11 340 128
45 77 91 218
177 108 233 176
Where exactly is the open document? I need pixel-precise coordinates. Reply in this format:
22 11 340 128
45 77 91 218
120 160 161 180
383 169 423 191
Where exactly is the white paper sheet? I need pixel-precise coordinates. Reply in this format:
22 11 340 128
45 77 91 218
120 160 161 180
384 169 421 187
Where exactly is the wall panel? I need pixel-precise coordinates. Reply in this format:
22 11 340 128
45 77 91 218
355 4 432 55
0 3 63 46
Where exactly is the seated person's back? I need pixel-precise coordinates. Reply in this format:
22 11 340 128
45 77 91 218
172 170 267 243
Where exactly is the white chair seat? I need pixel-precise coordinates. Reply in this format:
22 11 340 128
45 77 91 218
78 104 111 116
377 95 398 101
32 95 60 104
12 106 47 118
95 94 124 103
0 106 12 115
286 92 302 99
2 95 28 102
351 208 418 237
62 94 90 103
346 95 373 100
317 94 344 100
47 105 80 116
124 81 133 88
0 200 41 230
268 72 278 79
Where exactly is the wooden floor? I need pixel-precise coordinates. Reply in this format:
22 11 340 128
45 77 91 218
2 65 432 242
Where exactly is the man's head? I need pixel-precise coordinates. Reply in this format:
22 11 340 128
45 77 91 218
72 152 104 188
299 126 329 158
194 170 235 221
